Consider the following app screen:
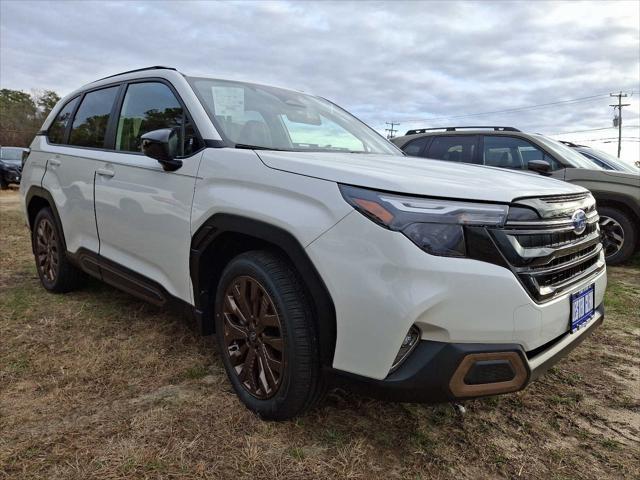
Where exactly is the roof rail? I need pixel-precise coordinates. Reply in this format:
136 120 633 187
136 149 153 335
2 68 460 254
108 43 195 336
91 66 178 83
405 126 521 135
559 140 587 148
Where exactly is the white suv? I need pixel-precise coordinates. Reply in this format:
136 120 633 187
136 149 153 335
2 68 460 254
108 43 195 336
20 67 606 419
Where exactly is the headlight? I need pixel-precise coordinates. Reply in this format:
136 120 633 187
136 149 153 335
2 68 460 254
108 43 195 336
339 185 508 257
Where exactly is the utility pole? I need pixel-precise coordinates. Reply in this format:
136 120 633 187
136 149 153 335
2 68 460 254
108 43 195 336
609 91 630 158
385 122 400 139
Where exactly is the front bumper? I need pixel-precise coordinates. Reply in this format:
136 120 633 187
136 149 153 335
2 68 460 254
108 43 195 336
338 303 603 402
1 169 22 184
306 210 607 380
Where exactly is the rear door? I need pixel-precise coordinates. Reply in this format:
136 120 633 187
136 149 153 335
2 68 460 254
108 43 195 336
424 135 479 164
93 80 203 303
41 86 120 255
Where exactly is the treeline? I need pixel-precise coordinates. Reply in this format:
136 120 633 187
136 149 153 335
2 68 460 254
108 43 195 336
0 89 61 147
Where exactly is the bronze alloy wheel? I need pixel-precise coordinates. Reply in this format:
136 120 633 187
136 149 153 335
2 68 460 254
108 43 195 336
221 275 285 399
35 217 59 283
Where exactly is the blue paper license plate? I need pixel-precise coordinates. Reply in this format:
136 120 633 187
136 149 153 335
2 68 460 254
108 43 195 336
570 283 595 333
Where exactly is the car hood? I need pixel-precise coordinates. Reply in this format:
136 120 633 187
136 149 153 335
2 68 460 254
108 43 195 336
0 159 21 167
564 168 640 187
257 151 586 203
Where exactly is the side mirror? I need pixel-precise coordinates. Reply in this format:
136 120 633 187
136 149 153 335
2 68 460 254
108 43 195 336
528 160 551 176
140 128 183 171
22 148 31 168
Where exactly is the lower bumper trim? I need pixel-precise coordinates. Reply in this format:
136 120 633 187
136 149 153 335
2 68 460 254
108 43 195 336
335 303 604 403
528 303 604 381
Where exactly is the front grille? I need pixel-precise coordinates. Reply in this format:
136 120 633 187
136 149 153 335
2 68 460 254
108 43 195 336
514 221 598 249
491 193 605 302
539 192 589 204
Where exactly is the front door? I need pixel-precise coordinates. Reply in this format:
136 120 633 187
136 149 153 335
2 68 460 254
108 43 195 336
93 81 203 303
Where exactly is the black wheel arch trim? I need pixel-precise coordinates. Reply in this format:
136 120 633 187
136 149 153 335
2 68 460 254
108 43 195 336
190 213 337 367
25 186 68 252
591 190 640 221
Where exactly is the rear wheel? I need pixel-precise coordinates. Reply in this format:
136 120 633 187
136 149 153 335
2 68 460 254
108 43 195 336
598 206 637 265
214 250 325 420
32 208 83 292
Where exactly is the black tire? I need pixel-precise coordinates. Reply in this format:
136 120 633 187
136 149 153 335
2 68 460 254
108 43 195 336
598 206 638 265
0 176 8 190
32 207 84 292
214 250 326 420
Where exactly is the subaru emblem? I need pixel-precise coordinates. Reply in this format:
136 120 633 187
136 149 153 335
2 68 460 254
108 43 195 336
571 209 587 235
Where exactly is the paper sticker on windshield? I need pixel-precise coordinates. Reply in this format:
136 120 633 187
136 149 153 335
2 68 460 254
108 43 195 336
212 86 244 121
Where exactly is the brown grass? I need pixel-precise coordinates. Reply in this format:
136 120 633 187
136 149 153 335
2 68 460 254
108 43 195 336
1 187 639 479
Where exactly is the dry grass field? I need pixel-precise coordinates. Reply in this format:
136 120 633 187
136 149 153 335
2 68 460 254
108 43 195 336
1 187 639 479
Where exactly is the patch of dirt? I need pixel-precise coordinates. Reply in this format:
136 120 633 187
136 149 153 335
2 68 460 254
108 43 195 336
0 187 21 211
130 385 194 405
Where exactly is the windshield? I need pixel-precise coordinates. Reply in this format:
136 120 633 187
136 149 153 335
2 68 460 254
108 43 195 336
580 148 639 173
531 135 603 169
187 77 400 155
0 147 23 163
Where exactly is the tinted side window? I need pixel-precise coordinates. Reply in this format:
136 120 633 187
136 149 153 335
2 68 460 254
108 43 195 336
427 136 476 163
402 137 429 156
69 87 119 148
48 97 79 144
116 82 201 156
483 136 560 170
580 152 610 170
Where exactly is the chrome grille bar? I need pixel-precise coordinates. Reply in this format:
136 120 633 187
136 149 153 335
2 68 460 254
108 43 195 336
491 193 605 302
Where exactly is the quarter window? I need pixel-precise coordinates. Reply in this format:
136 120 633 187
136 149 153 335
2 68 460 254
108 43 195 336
115 82 200 156
48 97 79 144
427 136 477 163
69 87 119 148
402 137 429 156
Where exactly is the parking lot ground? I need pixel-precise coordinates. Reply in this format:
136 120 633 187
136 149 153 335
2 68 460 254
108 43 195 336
1 187 639 479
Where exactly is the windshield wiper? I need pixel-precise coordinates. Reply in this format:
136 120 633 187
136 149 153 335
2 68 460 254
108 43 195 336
234 143 288 151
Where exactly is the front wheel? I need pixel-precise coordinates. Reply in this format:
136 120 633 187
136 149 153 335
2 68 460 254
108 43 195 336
598 206 638 265
214 250 325 420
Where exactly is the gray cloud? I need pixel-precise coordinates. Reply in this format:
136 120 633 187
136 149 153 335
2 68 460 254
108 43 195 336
1 0 638 138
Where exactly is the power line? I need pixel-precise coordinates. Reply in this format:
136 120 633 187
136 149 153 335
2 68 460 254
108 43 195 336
385 121 400 139
400 93 612 123
579 137 640 142
552 125 640 135
398 86 639 125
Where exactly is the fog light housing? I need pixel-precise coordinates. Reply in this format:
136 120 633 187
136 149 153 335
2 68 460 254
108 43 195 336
390 325 420 373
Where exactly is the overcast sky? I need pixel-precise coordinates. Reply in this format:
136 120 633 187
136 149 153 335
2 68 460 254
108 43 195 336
1 0 639 159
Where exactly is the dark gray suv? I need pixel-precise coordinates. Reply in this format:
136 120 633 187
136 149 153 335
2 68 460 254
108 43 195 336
392 127 640 265
0 146 25 189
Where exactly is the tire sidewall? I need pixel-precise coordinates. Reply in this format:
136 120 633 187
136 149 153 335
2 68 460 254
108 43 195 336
214 254 307 418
